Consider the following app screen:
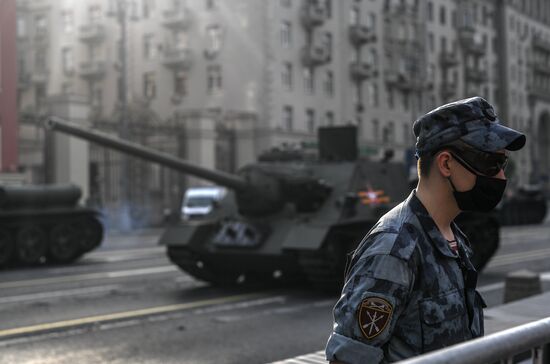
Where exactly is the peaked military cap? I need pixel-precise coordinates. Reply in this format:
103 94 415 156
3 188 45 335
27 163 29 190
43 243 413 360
413 96 526 156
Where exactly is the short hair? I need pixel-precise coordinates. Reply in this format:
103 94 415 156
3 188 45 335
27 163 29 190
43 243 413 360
418 153 436 177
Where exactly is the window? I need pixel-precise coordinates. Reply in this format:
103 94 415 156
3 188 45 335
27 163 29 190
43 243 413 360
307 109 315 133
282 62 293 89
387 87 394 108
383 122 395 143
61 10 73 34
281 21 292 48
61 47 73 74
174 71 186 96
428 32 434 51
440 36 447 53
324 70 334 96
206 0 215 10
326 111 334 126
368 82 379 106
403 124 411 144
206 25 222 55
35 48 47 71
367 12 376 30
427 1 433 21
280 0 291 7
283 106 293 130
323 32 332 59
89 5 101 24
93 88 102 106
325 0 332 18
17 18 26 38
35 14 47 36
143 34 156 59
143 72 156 99
367 48 378 67
403 93 409 111
350 7 359 25
372 119 380 141
207 65 222 93
142 0 155 18
452 10 457 28
481 5 487 26
440 5 446 25
304 68 314 94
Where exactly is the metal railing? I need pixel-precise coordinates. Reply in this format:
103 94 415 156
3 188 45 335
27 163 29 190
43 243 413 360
398 317 550 364
268 317 550 364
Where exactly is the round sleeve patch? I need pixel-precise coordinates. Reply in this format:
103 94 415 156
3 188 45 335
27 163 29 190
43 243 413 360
357 297 393 339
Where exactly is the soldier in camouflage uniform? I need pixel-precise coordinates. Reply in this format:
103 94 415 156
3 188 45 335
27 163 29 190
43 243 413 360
325 97 526 363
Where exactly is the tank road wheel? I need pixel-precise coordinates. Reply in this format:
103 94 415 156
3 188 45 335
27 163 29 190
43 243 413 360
48 223 80 263
16 226 47 265
74 217 104 253
0 229 14 268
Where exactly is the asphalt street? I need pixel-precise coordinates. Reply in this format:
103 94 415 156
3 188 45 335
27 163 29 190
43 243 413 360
0 222 549 364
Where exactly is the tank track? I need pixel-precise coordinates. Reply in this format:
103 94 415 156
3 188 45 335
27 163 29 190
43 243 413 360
167 246 245 285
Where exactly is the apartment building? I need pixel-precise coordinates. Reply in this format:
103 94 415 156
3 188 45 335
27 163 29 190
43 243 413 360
14 0 550 226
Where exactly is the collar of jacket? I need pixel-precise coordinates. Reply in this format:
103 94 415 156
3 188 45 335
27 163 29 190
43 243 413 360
407 190 459 259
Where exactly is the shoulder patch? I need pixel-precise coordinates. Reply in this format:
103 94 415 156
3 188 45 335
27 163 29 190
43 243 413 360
357 297 393 339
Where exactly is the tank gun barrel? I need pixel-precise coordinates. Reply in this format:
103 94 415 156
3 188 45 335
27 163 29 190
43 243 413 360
45 116 249 192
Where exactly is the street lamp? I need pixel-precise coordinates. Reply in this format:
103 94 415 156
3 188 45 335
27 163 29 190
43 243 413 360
107 0 138 231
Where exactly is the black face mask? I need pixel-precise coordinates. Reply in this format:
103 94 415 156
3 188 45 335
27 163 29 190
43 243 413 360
448 174 507 212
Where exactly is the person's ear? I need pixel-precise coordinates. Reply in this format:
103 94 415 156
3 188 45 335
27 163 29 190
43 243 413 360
436 151 452 178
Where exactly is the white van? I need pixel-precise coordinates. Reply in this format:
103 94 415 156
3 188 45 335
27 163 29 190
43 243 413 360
181 186 227 220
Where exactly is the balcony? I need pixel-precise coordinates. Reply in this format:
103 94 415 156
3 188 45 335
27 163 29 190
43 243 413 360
458 26 486 56
441 81 457 99
527 78 550 102
162 9 191 29
349 25 376 46
162 48 192 69
532 35 550 53
384 70 424 91
439 51 459 68
32 69 49 84
300 2 326 29
301 45 329 67
18 72 32 90
79 61 106 80
465 67 489 83
350 62 375 82
530 60 550 76
79 24 105 43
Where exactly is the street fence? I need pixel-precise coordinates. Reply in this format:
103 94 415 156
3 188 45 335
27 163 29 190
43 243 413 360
269 317 550 364
399 317 550 364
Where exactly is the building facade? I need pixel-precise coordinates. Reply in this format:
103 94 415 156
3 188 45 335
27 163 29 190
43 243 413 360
14 0 550 226
0 0 19 172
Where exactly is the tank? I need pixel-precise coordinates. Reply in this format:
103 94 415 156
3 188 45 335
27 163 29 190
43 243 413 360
45 116 500 289
0 184 104 267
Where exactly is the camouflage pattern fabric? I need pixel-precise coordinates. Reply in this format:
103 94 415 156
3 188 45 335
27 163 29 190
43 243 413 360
325 191 485 363
414 96 525 156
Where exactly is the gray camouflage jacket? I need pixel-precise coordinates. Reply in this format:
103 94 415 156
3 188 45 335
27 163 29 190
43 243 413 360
325 191 485 363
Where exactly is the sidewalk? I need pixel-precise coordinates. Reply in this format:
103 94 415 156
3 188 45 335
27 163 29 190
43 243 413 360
268 291 550 364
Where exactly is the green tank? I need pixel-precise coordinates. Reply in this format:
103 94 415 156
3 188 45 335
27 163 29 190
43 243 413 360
0 184 104 267
45 117 500 289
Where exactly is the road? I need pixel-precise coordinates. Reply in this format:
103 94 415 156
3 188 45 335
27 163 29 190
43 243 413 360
0 223 549 364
